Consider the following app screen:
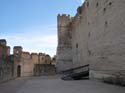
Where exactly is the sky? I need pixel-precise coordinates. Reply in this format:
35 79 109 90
0 0 84 57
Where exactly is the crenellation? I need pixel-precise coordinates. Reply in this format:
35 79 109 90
22 51 31 59
56 12 73 72
0 38 55 82
77 6 82 15
0 39 13 82
0 39 7 46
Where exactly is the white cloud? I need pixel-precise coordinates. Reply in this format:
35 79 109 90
76 0 85 4
0 24 57 57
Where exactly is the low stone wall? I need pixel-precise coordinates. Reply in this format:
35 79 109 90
33 64 56 76
0 61 14 83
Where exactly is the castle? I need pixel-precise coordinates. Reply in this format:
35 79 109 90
0 39 55 82
56 0 125 79
13 46 55 77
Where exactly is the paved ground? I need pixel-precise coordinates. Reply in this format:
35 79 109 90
0 76 125 93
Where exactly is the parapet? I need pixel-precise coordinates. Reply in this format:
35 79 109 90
57 14 71 21
77 6 82 14
22 51 30 55
22 51 31 59
13 46 23 49
77 1 87 15
58 14 70 18
46 54 50 57
13 46 23 55
0 39 7 46
31 53 38 56
39 53 43 56
6 46 10 49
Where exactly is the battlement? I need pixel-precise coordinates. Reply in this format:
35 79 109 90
77 6 82 15
0 39 7 46
57 14 72 26
58 14 70 19
39 53 43 56
13 46 23 57
13 46 23 49
31 53 38 56
22 51 31 59
22 51 30 55
6 46 10 48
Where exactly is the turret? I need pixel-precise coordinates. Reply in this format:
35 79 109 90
0 39 7 46
0 39 7 59
57 14 72 47
56 14 73 72
13 46 23 62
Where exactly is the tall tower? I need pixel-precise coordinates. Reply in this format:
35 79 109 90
0 39 7 60
56 14 73 72
13 46 23 77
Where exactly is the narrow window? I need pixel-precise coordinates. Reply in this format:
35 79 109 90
105 21 108 27
88 32 91 37
87 2 89 7
88 50 91 56
88 22 90 25
76 43 78 48
96 2 99 7
109 2 112 6
103 8 106 12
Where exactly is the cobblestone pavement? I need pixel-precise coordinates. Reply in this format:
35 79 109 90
0 76 125 93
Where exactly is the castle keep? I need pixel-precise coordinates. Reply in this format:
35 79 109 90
56 0 125 79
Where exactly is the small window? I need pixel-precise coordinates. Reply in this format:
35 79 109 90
76 43 78 48
109 2 112 6
88 22 90 25
88 50 91 56
105 21 108 27
88 32 91 37
87 2 89 7
96 2 99 7
103 8 106 12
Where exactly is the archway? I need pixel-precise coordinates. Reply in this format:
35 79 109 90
17 65 21 77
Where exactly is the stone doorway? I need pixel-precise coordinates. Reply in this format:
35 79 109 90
17 65 21 77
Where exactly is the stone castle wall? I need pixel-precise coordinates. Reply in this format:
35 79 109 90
0 39 14 83
57 0 125 78
13 46 53 77
0 39 55 82
21 52 33 76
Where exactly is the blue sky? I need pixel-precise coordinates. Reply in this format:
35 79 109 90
0 0 84 57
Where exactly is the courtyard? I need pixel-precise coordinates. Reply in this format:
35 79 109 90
0 76 125 93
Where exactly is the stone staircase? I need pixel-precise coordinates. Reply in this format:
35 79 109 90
61 64 89 80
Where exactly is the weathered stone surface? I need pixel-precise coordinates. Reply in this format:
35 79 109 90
0 38 54 82
56 14 73 72
57 0 125 79
13 47 53 77
0 39 13 83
